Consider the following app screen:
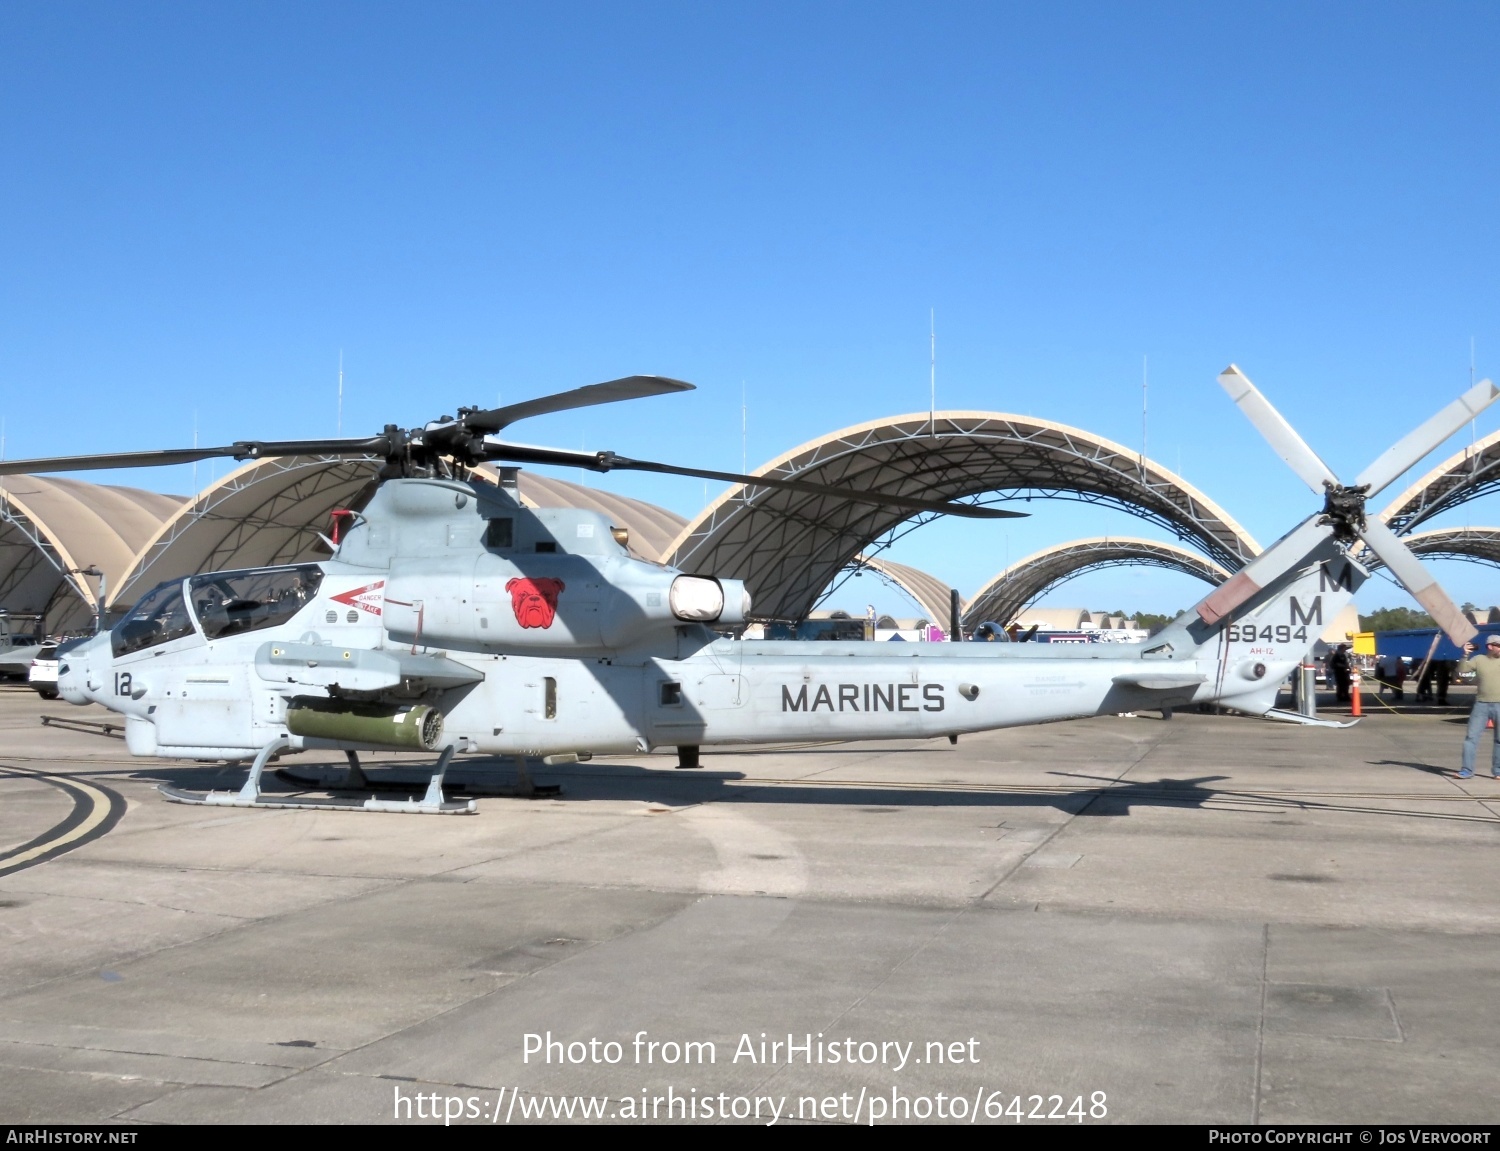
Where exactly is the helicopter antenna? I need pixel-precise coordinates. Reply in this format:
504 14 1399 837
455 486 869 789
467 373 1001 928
741 381 748 501
1141 353 1148 477
192 411 198 494
337 350 344 436
1471 337 1478 454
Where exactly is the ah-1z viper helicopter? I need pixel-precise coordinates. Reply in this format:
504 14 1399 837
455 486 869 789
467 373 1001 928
6 368 1493 813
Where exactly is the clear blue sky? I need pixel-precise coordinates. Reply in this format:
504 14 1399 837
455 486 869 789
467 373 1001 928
4 2 1500 619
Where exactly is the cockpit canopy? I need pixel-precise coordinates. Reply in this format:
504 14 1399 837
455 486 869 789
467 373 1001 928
111 565 324 656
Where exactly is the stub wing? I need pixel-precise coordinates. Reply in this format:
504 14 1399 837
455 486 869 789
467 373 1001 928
256 642 484 692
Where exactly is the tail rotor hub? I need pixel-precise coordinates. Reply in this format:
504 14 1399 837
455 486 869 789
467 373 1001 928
1317 481 1370 543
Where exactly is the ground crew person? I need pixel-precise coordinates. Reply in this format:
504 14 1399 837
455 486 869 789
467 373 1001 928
1458 635 1500 778
1328 644 1352 703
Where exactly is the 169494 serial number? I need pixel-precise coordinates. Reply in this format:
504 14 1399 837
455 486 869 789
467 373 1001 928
1225 624 1309 644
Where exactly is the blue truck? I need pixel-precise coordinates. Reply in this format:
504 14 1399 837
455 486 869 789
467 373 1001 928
1375 626 1500 659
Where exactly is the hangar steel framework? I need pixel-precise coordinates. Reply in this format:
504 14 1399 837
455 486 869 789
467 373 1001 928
665 412 1258 622
0 475 184 635
824 555 959 628
113 457 383 610
962 537 1231 631
1365 527 1500 573
1381 428 1500 534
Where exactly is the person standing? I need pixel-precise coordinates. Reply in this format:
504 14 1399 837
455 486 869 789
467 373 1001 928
1457 635 1500 778
1377 652 1398 697
1328 644 1352 703
1434 659 1454 706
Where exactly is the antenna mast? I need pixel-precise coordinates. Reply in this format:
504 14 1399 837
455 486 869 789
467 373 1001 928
1141 354 1149 474
1472 337 1479 453
929 309 936 438
337 350 344 436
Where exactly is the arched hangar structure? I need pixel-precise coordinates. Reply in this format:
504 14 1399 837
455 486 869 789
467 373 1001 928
1380 428 1500 534
847 555 958 626
664 412 1258 622
962 537 1232 630
0 475 184 635
1365 527 1500 572
112 457 385 611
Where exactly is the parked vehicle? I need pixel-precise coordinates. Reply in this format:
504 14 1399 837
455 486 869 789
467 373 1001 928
29 643 59 699
0 612 44 679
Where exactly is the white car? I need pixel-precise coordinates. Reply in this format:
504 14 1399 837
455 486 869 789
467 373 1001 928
29 643 59 700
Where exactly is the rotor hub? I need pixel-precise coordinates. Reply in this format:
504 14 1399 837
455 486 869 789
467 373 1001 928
1317 480 1369 543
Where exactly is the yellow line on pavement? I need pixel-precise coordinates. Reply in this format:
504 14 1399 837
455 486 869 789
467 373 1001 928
0 773 116 868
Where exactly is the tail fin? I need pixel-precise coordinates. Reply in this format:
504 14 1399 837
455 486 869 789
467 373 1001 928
1146 538 1366 715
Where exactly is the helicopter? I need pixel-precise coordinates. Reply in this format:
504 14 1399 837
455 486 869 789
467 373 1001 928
4 368 1492 814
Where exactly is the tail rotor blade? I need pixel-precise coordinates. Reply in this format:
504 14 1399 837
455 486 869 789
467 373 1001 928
1360 518 1478 647
1353 378 1500 497
1194 517 1334 625
1218 365 1339 493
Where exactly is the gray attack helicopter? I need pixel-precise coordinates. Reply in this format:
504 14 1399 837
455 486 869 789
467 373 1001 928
5 368 1492 814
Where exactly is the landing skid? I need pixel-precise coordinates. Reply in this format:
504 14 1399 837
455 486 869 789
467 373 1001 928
157 738 478 814
276 754 562 799
1263 708 1361 729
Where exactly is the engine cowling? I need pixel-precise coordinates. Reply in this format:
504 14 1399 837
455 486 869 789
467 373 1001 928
382 555 753 652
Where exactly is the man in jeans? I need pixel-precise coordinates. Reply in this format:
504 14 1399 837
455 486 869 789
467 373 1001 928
1458 635 1500 778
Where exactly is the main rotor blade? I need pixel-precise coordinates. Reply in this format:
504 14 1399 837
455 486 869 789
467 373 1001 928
485 443 1027 520
1193 517 1334 625
1353 377 1500 497
1361 517 1478 647
0 438 391 478
0 446 245 477
233 437 393 459
1218 364 1339 494
463 376 695 435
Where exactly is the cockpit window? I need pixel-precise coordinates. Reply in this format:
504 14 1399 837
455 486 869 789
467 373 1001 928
189 565 323 640
112 580 196 656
